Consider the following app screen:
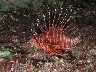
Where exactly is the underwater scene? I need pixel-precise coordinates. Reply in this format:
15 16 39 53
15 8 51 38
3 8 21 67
0 0 96 72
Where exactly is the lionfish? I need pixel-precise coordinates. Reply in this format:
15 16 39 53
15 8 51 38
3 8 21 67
29 4 82 56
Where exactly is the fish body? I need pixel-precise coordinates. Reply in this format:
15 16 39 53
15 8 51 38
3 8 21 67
29 25 81 56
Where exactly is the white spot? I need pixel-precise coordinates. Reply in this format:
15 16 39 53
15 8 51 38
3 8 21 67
48 7 50 9
43 15 45 17
55 9 57 11
38 20 40 22
49 11 50 15
37 24 39 26
37 19 39 21
11 68 14 71
66 9 68 11
54 69 57 71
31 29 33 31
22 32 25 33
87 59 91 63
65 13 68 16
61 8 63 9
59 14 61 16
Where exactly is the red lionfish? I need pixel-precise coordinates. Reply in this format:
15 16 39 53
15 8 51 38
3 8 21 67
29 4 82 56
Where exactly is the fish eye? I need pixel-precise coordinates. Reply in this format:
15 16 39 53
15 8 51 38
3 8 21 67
44 39 49 43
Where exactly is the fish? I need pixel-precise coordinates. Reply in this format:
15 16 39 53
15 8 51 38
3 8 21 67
29 24 81 56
